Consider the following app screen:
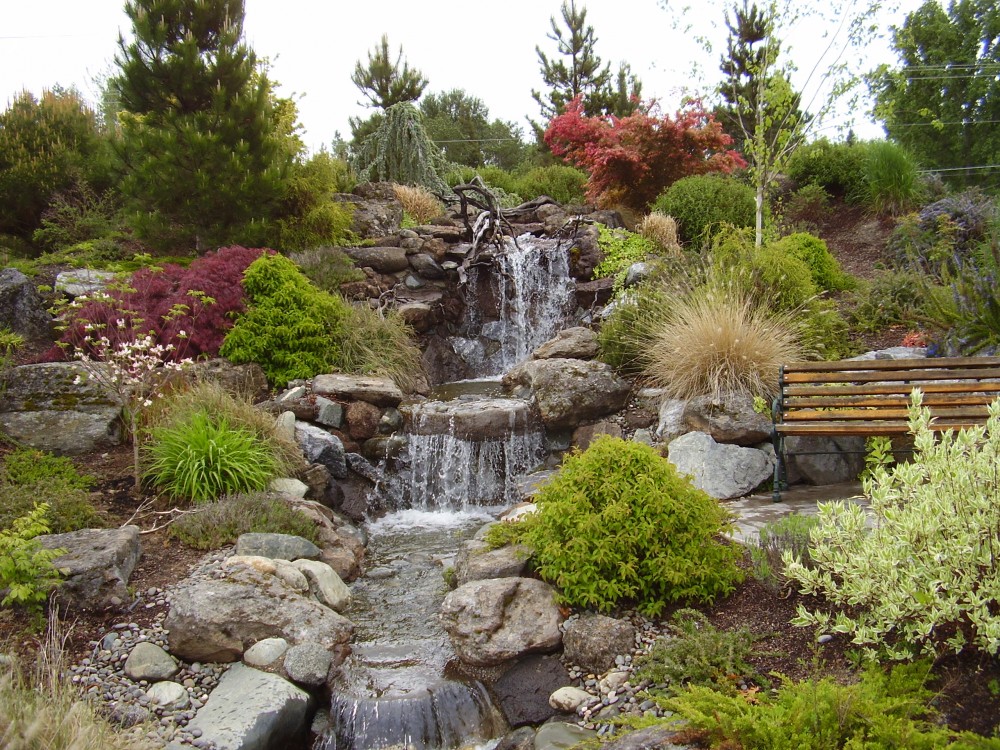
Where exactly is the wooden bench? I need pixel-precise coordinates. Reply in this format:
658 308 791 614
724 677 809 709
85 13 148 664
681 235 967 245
771 356 1000 500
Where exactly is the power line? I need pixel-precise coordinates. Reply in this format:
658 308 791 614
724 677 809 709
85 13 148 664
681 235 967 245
889 118 1000 127
917 164 1000 173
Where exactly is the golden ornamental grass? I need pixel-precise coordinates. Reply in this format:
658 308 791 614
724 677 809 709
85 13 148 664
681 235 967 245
637 211 681 255
392 184 445 224
643 286 802 402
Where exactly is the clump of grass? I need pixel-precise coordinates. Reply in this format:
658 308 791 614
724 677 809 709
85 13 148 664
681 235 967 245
392 184 444 224
636 211 681 255
335 303 425 393
861 140 923 216
747 512 819 592
289 247 365 293
642 283 803 401
169 492 319 549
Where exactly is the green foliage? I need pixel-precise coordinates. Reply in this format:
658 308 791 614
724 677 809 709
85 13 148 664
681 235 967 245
786 391 1000 660
0 504 65 616
351 34 427 111
0 327 24 382
169 492 317 549
786 138 868 198
275 151 357 251
862 436 896 481
512 165 587 204
636 609 758 694
594 226 659 288
799 298 855 361
220 252 351 388
861 140 925 215
334 304 425 394
748 512 819 592
0 449 100 533
289 247 365 292
419 89 527 171
845 270 930 334
768 232 854 292
112 0 293 250
351 102 450 194
597 272 676 375
668 660 989 749
499 436 742 615
653 175 756 246
145 410 279 504
31 183 122 253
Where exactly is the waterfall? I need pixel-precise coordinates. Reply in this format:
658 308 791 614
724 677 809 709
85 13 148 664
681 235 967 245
459 234 575 376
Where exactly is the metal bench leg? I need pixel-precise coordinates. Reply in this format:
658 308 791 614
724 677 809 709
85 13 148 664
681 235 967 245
772 431 784 502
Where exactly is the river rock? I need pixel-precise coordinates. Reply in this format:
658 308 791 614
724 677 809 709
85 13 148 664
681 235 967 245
440 577 563 667
146 680 189 710
503 359 630 430
165 565 353 663
295 421 348 479
656 398 688 443
312 373 405 407
283 642 333 687
601 724 690 750
291 559 351 611
346 400 382 440
571 420 623 451
531 327 599 360
562 614 636 673
0 362 122 455
549 686 596 713
534 721 596 750
493 654 571 727
683 392 772 446
244 637 289 668
38 526 140 610
0 268 52 341
185 663 313 750
343 245 410 273
668 431 773 500
453 539 532 586
285 500 365 582
404 398 538 440
786 435 865 484
222 555 310 592
124 641 178 681
235 532 321 561
495 726 536 750
270 477 309 499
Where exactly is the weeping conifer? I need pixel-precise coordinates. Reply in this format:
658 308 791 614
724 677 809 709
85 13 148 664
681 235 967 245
351 103 450 195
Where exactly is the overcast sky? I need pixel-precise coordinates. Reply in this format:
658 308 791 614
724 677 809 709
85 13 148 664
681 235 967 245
1 0 922 154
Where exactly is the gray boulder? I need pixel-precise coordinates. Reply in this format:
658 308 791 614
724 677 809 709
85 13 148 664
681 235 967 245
668 431 773 500
503 359 631 430
0 362 122 455
184 359 269 402
601 724 689 750
235 533 321 561
440 577 563 667
786 435 865 485
294 421 348 479
283 642 333 687
290 559 352 611
534 721 596 750
343 246 409 274
53 268 119 298
656 398 688 443
492 654 571 728
404 397 538 440
124 642 178 682
146 680 189 710
683 392 772 446
164 565 353 663
244 638 289 668
185 663 313 750
0 268 52 341
453 539 532 587
39 526 141 610
562 614 636 673
531 327 599 360
312 373 405 407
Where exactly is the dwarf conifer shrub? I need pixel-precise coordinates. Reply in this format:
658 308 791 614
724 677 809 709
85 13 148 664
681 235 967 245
0 449 100 533
786 391 1000 660
220 252 351 388
653 175 756 246
769 232 853 292
495 436 742 615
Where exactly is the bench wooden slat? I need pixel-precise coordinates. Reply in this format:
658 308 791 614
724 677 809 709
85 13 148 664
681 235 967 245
781 356 1000 374
776 419 986 436
781 406 990 422
783 381 1000 397
783 368 1000 385
783 393 1000 409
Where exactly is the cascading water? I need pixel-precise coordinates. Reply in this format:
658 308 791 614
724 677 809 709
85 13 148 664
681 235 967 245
457 234 575 376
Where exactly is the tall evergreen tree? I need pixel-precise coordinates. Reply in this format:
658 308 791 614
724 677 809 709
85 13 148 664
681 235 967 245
420 89 527 170
872 0 1000 187
530 0 641 134
349 35 427 145
111 0 290 250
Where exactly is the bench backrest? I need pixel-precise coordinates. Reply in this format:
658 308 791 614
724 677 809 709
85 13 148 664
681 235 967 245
775 356 1000 436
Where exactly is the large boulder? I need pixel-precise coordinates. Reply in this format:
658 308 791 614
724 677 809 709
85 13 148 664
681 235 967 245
294 422 348 479
39 526 141 611
683 392 773 446
786 435 865 485
531 327 599 360
164 564 353 663
185 663 313 750
503 359 630 430
453 539 532 587
333 185 403 239
656 398 688 443
0 268 52 341
404 398 538 440
562 614 636 674
440 577 563 667
492 654 571 728
0 362 122 455
184 359 269 402
342 246 410 274
53 268 119 298
668 431 773 500
312 373 404 407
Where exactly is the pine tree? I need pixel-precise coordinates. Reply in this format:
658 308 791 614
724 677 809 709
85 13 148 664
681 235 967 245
111 0 291 250
349 35 427 144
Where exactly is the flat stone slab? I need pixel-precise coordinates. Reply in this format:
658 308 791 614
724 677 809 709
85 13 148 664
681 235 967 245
404 397 539 439
39 526 141 610
312 374 404 407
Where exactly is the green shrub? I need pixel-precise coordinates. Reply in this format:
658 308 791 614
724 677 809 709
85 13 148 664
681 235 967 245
334 304 425 394
799 298 854 360
0 449 100 533
786 138 867 198
0 504 65 617
220 252 352 388
636 609 758 693
768 232 854 292
512 165 587 205
786 391 1000 660
289 247 365 292
861 140 924 216
845 270 930 334
748 513 819 592
593 226 660 288
0 327 23 385
777 183 832 233
145 410 279 504
597 282 670 376
277 200 355 252
2 448 92 491
668 661 990 749
169 492 318 549
653 174 756 246
491 436 742 615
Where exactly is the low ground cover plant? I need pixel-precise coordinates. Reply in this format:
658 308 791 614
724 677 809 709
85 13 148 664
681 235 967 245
169 492 318 549
487 436 742 615
747 512 818 593
0 504 66 619
593 226 660 289
0 448 100 533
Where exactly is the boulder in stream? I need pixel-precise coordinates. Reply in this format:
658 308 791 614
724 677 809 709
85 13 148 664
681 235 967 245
503 358 630 430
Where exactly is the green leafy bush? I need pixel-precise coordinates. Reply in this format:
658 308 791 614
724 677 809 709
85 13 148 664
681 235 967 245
169 492 318 549
0 449 100 533
636 609 758 693
145 410 279 504
653 174 756 246
786 391 1000 660
0 504 65 616
786 138 867 199
593 226 660 288
490 436 742 615
861 140 924 216
597 281 672 376
220 252 351 388
748 512 819 592
768 232 854 292
512 165 587 205
668 660 990 749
